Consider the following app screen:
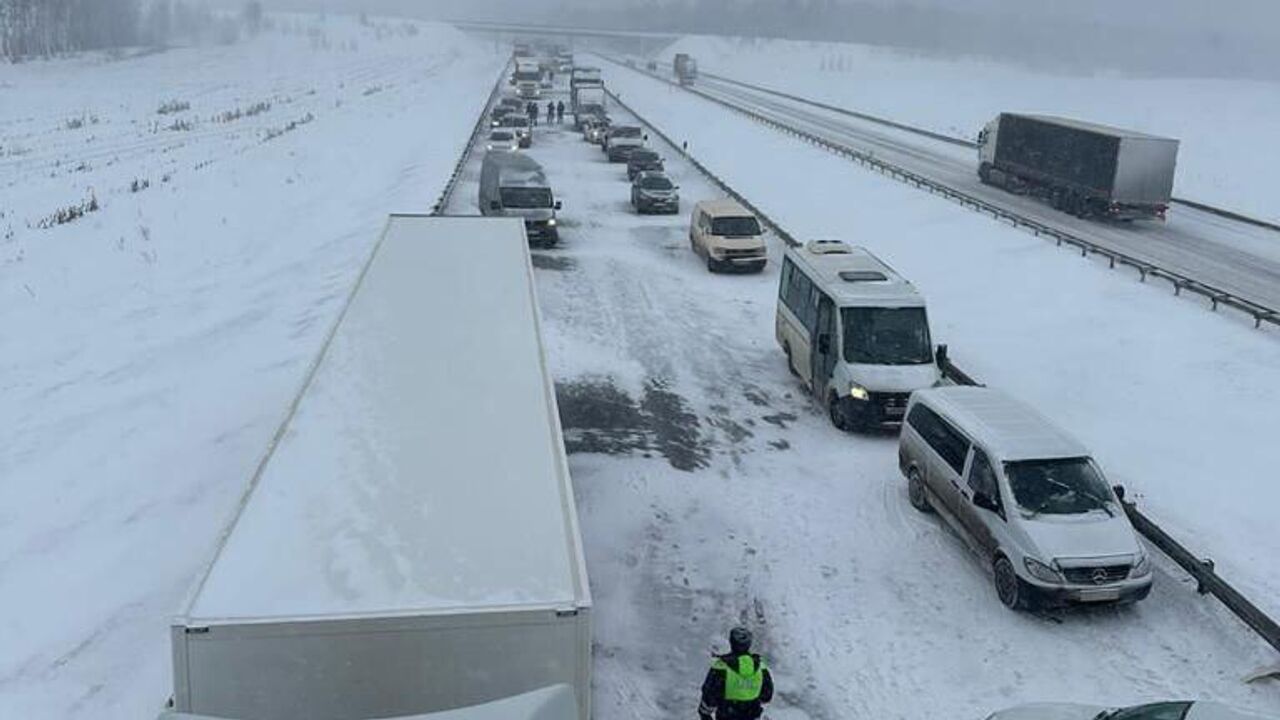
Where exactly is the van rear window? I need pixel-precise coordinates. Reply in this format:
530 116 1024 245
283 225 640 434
711 216 761 236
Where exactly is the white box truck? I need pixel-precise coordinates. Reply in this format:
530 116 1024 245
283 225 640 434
168 216 591 720
977 113 1179 220
158 684 577 720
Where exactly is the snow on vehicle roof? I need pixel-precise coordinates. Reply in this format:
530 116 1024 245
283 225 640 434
1010 113 1177 143
785 241 924 307
695 197 753 217
184 216 587 622
490 153 549 187
916 386 1090 462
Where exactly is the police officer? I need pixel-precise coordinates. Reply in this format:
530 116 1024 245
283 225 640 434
699 627 773 720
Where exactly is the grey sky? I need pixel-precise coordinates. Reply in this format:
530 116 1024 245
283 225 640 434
263 0 1280 78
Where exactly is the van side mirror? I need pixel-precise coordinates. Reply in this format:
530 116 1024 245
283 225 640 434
935 343 948 367
817 333 831 354
489 200 501 211
554 200 562 210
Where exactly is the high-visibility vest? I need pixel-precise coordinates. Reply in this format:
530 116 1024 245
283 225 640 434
713 655 765 702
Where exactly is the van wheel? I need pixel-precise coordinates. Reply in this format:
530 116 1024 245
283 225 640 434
994 556 1028 611
907 469 932 513
783 343 799 378
828 393 851 432
706 255 718 273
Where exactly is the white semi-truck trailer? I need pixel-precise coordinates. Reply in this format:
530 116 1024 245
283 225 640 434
167 216 591 720
977 113 1179 221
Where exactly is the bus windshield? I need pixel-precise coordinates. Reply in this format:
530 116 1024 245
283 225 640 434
841 307 933 365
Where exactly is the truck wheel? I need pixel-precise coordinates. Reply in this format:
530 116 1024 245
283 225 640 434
908 468 933 513
978 163 993 185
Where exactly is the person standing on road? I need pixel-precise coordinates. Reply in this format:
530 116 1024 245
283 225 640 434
698 627 773 720
556 100 565 124
528 102 539 126
547 101 556 125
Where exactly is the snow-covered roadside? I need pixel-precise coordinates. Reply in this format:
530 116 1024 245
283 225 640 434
0 18 502 719
604 61 1280 651
660 36 1280 224
448 80 1280 720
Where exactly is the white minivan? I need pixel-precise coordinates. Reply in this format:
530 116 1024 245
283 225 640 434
776 240 940 429
899 386 1153 610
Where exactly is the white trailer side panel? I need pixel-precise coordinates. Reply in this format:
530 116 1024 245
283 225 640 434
173 216 590 720
158 683 577 720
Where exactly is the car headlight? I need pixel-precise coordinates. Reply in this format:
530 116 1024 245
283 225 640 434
547 218 557 226
1023 557 1063 584
1131 552 1151 578
848 384 869 401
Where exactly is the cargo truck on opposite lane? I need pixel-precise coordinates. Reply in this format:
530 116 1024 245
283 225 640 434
977 113 1179 221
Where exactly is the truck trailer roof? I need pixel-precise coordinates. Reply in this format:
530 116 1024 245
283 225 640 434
1006 113 1175 142
181 215 588 623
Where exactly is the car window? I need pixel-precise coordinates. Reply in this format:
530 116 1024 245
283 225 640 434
1108 702 1193 720
711 216 762 236
639 176 673 190
966 448 998 501
909 405 969 474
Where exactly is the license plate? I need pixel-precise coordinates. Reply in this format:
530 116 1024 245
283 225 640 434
1078 588 1120 602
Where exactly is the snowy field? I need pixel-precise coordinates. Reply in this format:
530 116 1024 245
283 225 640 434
661 35 1280 224
0 17 501 719
484 67 1280 718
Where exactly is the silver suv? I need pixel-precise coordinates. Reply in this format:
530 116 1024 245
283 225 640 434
899 386 1153 610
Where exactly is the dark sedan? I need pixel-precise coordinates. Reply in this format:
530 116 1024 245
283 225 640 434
631 171 680 214
626 149 664 180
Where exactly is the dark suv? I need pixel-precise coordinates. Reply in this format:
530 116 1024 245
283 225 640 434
631 171 680 214
626 149 664 181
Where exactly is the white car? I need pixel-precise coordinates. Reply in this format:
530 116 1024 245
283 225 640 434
486 130 519 153
988 701 1276 720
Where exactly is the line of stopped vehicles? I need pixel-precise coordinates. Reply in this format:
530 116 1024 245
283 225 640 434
372 46 1272 720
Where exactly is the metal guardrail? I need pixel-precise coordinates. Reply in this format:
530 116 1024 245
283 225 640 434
1114 487 1280 662
608 69 1280 669
430 61 512 215
692 68 1280 234
602 55 1280 330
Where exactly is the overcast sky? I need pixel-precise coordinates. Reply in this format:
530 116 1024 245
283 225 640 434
263 0 1280 77
272 0 1280 30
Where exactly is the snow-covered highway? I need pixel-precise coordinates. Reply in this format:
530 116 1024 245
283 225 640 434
445 72 1280 719
607 57 1280 320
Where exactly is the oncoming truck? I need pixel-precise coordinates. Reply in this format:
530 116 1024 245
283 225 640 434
977 113 1179 221
674 53 698 85
166 216 591 720
480 151 562 246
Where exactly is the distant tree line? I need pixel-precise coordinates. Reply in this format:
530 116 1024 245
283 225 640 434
1 0 264 62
